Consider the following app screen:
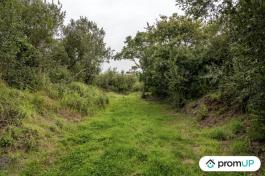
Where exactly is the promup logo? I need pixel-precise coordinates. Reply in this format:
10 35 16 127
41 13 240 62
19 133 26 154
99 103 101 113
206 159 215 168
199 156 261 172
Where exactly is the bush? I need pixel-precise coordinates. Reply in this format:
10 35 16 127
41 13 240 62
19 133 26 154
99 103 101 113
0 135 13 148
59 82 109 116
132 81 144 92
95 70 137 93
1 38 42 91
49 67 72 84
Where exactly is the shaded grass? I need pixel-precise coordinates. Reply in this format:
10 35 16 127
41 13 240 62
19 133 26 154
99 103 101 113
18 93 255 176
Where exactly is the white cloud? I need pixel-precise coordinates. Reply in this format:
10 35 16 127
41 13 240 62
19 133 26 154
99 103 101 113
57 0 182 71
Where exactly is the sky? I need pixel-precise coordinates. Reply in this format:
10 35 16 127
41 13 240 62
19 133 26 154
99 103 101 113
58 0 182 72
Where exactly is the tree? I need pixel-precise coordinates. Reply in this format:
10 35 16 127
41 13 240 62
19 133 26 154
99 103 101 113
176 0 265 140
0 0 65 90
63 17 110 83
117 15 208 107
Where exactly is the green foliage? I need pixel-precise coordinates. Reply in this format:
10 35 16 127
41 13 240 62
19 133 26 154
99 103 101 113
132 81 144 92
196 104 208 121
1 38 43 90
0 0 264 173
118 0 265 142
63 17 110 84
231 139 249 155
117 15 211 108
95 70 138 93
55 82 109 115
0 0 65 90
0 1 110 90
19 94 249 176
49 66 72 84
248 117 265 142
175 0 265 141
205 92 222 102
209 128 228 141
0 80 108 166
0 125 38 153
0 135 13 148
230 120 244 135
0 82 27 127
20 0 65 47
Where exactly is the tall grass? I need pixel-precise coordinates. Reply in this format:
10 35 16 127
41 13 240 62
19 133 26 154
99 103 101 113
0 80 108 168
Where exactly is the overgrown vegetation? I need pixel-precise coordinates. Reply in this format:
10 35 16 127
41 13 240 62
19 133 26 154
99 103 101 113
0 0 264 174
94 69 140 93
0 0 110 171
117 1 265 143
0 0 110 90
0 81 108 173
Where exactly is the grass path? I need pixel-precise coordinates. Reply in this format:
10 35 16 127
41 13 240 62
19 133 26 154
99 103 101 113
22 93 241 176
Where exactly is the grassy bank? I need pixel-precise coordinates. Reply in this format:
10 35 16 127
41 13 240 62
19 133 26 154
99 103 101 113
4 93 261 176
0 82 108 175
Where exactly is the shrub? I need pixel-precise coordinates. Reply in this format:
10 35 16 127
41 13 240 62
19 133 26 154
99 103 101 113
60 82 109 116
61 93 90 115
132 81 144 92
0 135 13 148
49 67 72 84
95 70 137 93
1 38 43 91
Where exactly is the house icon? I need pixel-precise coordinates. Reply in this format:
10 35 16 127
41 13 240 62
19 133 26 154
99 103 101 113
206 159 215 168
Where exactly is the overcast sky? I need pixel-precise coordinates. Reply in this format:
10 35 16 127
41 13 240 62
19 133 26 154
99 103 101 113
58 0 182 72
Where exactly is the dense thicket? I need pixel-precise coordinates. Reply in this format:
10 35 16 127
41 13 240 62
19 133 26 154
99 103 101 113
118 1 265 141
0 0 110 90
94 69 139 93
118 16 214 107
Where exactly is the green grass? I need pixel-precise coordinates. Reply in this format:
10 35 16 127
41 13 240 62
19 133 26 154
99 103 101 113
0 81 108 175
14 93 254 176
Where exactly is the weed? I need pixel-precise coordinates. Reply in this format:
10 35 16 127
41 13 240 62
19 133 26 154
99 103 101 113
231 139 249 155
0 135 13 148
196 104 208 121
248 116 265 142
209 127 228 140
230 120 244 135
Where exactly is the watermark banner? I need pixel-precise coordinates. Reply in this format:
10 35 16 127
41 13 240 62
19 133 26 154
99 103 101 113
199 156 261 172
